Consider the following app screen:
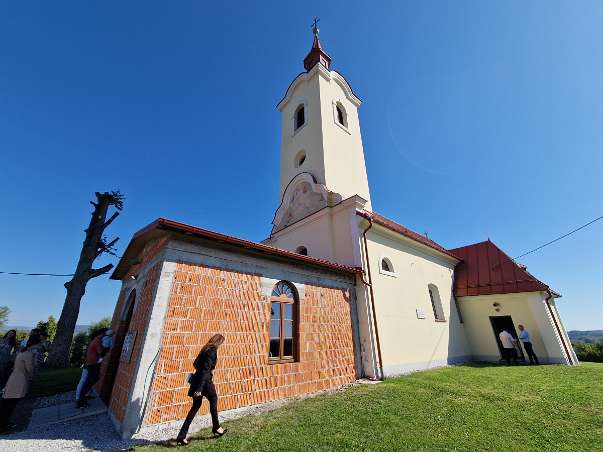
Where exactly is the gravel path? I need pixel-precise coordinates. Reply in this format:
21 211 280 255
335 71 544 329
0 412 146 451
0 381 362 451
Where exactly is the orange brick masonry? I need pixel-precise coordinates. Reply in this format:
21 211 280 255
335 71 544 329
144 262 357 425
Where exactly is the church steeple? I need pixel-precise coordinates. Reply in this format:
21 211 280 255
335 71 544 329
303 18 331 71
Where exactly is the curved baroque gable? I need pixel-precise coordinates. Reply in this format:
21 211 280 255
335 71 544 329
272 173 338 234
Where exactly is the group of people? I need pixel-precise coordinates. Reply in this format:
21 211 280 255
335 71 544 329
0 326 229 442
498 324 539 365
0 328 48 432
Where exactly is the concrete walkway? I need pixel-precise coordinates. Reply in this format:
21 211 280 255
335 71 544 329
28 394 106 429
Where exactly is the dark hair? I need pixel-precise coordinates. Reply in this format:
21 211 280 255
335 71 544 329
3 330 17 348
25 335 41 350
90 327 109 339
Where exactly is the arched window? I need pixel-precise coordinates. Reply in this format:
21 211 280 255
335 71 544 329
336 103 346 127
294 105 305 130
428 284 446 321
379 257 396 276
294 150 306 168
295 246 308 256
121 289 136 322
269 281 298 363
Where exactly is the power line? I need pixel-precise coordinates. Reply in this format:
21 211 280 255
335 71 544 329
0 271 74 277
514 214 603 260
0 253 124 278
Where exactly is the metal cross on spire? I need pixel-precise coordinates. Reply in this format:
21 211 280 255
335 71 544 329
312 17 320 37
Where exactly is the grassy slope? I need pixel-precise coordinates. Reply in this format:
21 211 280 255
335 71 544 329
136 363 603 451
29 367 81 398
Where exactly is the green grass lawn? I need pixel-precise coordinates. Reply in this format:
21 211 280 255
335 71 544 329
29 366 81 398
136 363 603 451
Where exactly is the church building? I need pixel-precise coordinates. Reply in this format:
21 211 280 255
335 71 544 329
98 26 577 438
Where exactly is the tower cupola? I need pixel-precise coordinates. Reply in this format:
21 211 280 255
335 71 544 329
303 18 331 71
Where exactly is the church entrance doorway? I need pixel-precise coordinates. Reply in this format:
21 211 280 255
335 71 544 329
489 315 525 362
100 289 136 404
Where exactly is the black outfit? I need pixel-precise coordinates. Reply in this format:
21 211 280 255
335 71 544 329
522 342 539 364
0 398 19 430
177 347 219 441
77 363 101 406
502 347 518 365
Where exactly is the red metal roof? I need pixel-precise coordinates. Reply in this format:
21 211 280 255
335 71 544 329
357 210 461 260
303 34 332 71
450 240 551 297
111 218 362 280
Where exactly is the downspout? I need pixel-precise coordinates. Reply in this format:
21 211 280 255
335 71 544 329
359 214 384 380
544 291 574 365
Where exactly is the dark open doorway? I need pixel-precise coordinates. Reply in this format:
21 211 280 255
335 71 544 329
99 289 136 404
489 315 525 362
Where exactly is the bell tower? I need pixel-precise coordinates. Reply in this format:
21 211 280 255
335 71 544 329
275 21 371 221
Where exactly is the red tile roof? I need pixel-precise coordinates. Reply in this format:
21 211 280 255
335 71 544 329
450 240 552 297
357 210 461 260
112 218 362 280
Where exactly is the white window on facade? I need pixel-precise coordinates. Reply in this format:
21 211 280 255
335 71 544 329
379 257 396 277
294 104 305 131
294 150 306 168
428 284 446 321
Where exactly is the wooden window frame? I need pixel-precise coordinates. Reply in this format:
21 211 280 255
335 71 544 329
268 295 298 364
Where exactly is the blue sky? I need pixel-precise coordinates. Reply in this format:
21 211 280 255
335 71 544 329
1 1 601 330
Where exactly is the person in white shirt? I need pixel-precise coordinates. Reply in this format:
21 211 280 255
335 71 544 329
518 324 539 364
499 329 518 364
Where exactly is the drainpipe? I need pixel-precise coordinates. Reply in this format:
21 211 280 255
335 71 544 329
544 291 574 365
359 214 384 380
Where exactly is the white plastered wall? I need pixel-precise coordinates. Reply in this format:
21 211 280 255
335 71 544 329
365 226 472 376
458 292 575 364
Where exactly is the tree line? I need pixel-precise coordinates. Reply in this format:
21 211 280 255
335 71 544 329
1 311 112 367
572 340 603 363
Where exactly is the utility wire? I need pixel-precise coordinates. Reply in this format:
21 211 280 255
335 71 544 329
514 214 603 260
0 254 124 278
0 271 74 277
3 217 602 275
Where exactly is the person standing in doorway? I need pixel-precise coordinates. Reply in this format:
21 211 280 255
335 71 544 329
518 324 539 364
76 328 107 408
499 328 518 365
176 334 227 445
0 335 39 432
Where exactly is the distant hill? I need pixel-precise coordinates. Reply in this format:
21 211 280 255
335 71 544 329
3 324 90 334
568 330 603 344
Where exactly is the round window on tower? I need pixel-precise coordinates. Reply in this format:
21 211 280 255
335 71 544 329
294 150 306 168
295 246 308 256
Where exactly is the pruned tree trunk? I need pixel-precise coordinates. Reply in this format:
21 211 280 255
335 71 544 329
46 191 123 368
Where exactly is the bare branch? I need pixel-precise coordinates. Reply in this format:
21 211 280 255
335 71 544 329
95 236 120 258
88 264 114 280
102 211 119 230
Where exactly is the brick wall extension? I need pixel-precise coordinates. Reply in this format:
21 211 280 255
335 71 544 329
108 262 162 422
145 262 357 425
102 238 168 422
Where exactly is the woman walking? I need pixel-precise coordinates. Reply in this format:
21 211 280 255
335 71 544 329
0 335 39 432
176 334 227 445
0 330 17 389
